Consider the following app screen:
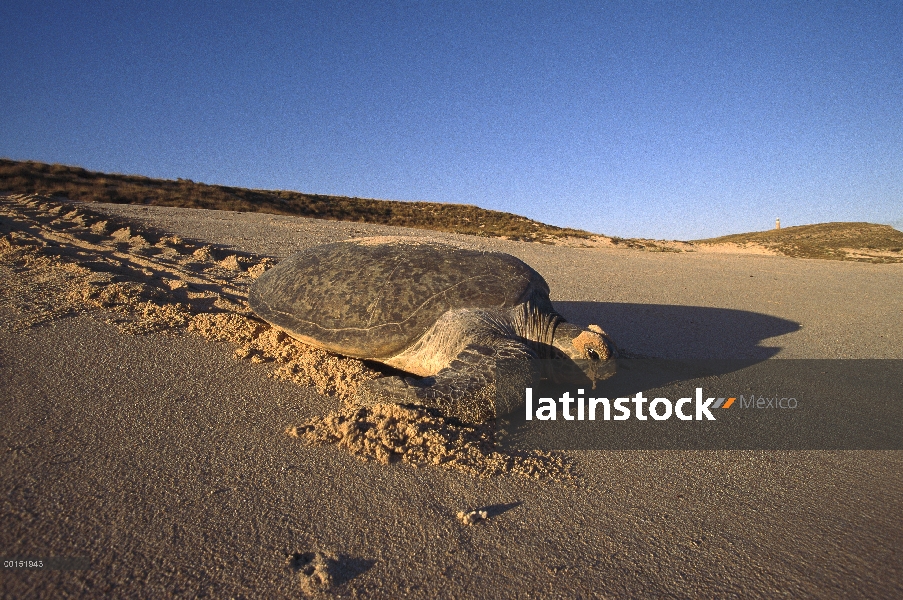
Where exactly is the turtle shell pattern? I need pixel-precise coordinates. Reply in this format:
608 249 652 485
248 239 551 358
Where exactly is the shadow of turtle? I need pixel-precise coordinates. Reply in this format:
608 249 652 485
494 302 804 423
554 301 801 360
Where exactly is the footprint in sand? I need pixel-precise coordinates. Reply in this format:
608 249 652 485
286 550 375 596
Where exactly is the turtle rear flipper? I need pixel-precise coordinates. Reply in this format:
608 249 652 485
358 341 536 423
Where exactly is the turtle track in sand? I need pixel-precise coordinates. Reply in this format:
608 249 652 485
0 193 376 402
0 194 575 480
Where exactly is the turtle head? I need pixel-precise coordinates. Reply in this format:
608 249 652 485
551 323 617 386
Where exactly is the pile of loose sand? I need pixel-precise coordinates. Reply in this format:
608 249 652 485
188 312 379 403
1 194 574 479
286 551 340 596
288 403 576 480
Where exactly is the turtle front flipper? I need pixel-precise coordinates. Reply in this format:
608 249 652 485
357 341 536 423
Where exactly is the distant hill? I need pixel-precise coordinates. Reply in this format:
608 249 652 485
695 222 903 263
4 159 899 262
0 159 596 243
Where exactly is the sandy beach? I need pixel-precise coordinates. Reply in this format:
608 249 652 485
2 195 902 598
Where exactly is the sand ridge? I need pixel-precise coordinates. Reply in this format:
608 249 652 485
1 193 572 479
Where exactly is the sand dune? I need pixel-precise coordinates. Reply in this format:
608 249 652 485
2 193 901 597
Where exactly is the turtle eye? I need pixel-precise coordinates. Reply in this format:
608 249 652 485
587 348 600 361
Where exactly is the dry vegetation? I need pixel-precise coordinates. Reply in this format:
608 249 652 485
5 159 899 261
0 158 595 242
695 222 903 263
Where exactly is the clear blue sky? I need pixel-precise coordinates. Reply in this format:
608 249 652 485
2 1 901 239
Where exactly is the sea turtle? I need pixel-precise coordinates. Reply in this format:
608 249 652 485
249 238 616 422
